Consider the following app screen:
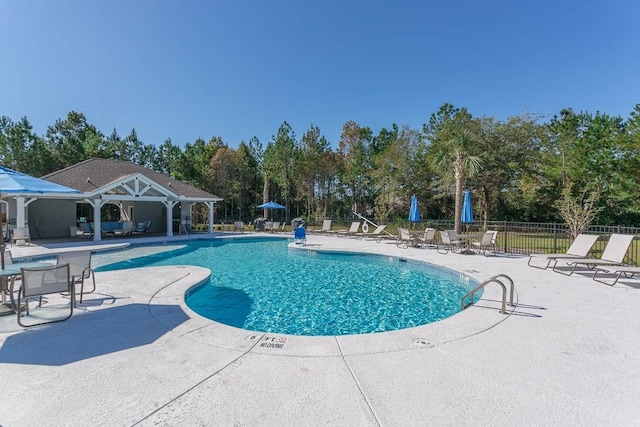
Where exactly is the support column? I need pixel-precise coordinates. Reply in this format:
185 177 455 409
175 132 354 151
16 196 25 229
165 201 177 237
208 202 214 234
93 199 102 242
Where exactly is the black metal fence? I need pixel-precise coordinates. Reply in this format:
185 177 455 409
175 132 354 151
324 218 640 265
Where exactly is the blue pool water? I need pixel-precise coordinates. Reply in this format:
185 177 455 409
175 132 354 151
98 238 479 336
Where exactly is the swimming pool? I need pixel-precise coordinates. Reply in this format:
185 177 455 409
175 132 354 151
97 238 480 336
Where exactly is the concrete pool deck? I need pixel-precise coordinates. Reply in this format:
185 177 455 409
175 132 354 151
1 233 640 425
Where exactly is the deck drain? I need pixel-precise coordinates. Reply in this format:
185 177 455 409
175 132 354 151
413 339 435 348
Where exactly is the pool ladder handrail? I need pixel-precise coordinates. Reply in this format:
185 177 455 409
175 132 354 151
461 274 515 314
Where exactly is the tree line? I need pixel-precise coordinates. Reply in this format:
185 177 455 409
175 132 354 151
1 102 640 227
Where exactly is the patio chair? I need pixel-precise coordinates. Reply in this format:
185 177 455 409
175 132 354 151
15 263 74 327
396 228 416 248
528 234 600 270
308 219 332 234
114 221 133 237
437 230 464 254
233 221 244 233
56 250 95 303
552 233 635 276
471 230 498 256
269 222 280 233
417 227 437 248
337 221 360 237
78 222 94 238
132 220 151 235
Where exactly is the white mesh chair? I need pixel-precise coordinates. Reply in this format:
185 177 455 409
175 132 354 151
57 251 95 303
437 230 464 254
471 231 497 256
417 228 437 248
16 264 73 327
396 228 415 248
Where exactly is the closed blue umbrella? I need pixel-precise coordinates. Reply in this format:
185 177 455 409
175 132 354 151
461 191 473 223
408 195 420 223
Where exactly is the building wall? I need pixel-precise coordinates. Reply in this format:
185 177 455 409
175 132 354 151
28 199 78 238
131 201 164 233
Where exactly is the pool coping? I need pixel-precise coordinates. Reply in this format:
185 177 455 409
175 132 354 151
150 239 515 357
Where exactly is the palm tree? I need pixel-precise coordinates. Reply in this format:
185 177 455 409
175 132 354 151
430 111 482 233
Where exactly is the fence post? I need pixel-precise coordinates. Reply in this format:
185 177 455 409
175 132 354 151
553 222 557 254
503 220 508 253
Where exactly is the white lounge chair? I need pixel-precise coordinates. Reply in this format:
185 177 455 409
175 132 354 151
337 221 360 237
552 233 634 276
357 224 387 240
308 219 332 234
592 265 640 286
528 233 600 269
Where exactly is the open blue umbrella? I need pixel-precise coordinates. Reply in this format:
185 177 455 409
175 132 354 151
0 165 81 268
408 195 420 223
461 191 473 223
257 201 286 222
0 165 81 194
257 201 285 209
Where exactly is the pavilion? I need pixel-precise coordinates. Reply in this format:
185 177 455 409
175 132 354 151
2 158 222 241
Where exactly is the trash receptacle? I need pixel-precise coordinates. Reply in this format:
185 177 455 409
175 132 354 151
254 218 265 232
69 226 77 237
291 218 305 229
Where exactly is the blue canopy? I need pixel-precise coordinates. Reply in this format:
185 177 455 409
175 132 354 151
257 201 285 209
461 191 473 223
0 165 81 194
408 195 420 222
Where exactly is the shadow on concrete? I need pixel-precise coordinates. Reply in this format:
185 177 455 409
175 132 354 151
0 303 189 366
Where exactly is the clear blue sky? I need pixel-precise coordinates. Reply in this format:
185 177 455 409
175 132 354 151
1 0 638 149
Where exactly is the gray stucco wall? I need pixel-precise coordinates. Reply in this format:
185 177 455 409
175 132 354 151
28 199 78 238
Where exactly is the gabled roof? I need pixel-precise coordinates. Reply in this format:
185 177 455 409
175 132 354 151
43 158 220 201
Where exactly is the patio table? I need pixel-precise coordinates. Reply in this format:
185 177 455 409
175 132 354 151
454 233 483 254
0 261 56 315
